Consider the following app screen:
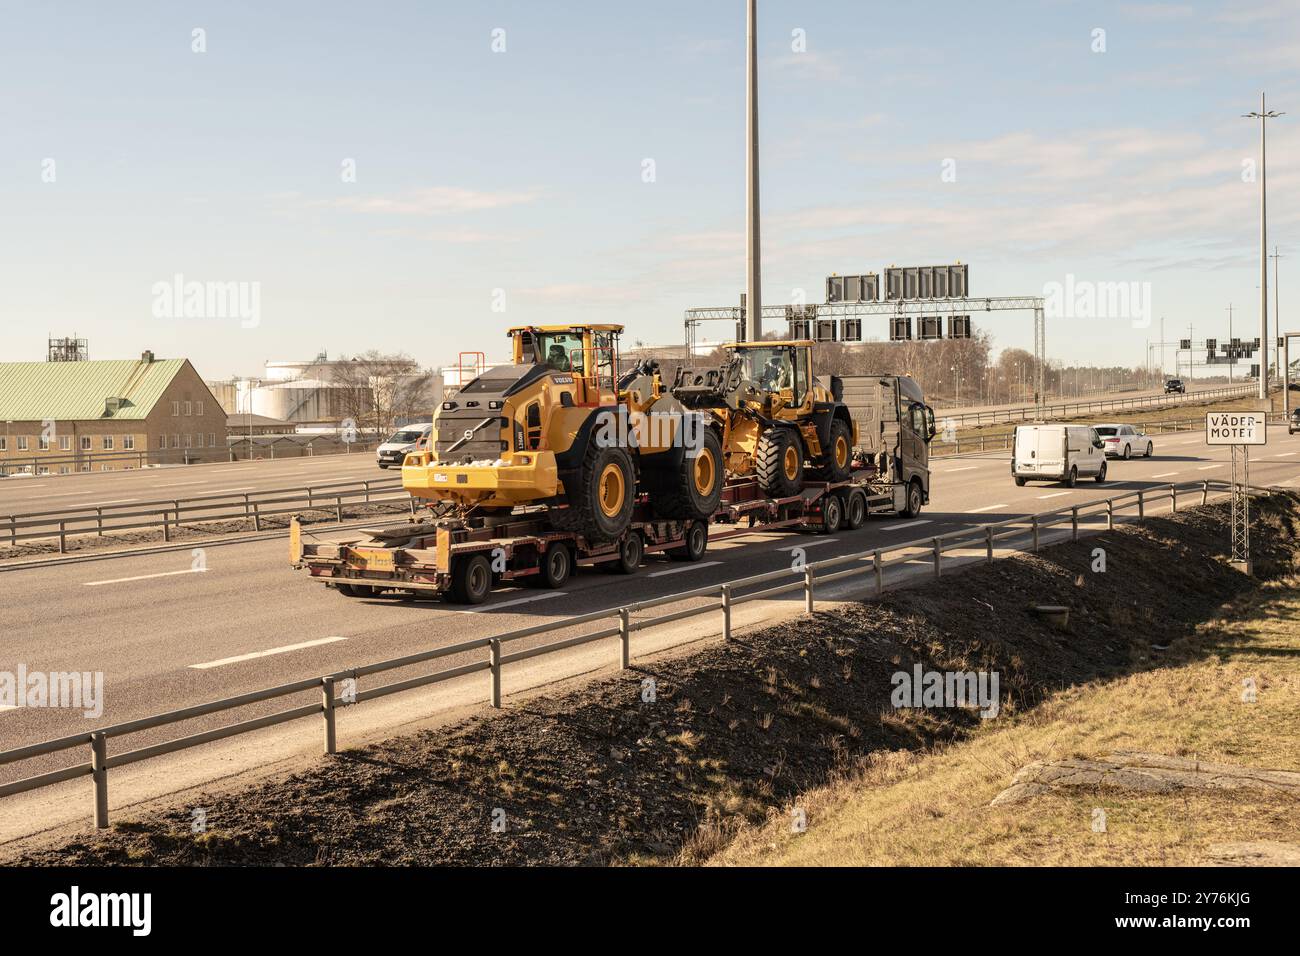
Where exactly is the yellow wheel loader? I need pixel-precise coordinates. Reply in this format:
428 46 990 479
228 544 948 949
401 324 722 541
670 340 856 498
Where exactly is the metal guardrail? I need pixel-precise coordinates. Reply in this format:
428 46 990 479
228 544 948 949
0 441 382 476
942 384 1256 428
0 476 1271 828
932 415 1208 457
2 477 410 552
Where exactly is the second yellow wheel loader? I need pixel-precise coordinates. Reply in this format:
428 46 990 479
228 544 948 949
401 324 722 541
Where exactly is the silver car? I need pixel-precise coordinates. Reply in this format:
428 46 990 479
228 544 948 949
376 423 433 469
1094 423 1152 459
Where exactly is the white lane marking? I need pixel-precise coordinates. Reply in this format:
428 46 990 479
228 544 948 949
84 568 208 587
1151 471 1180 478
155 480 209 487
0 705 18 714
190 636 348 670
776 539 839 552
204 486 256 494
1276 452 1296 457
1037 491 1070 499
942 466 977 473
460 591 568 613
970 503 1008 513
649 560 722 577
879 520 930 532
1197 464 1226 471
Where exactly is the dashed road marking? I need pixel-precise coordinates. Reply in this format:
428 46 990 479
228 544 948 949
460 591 568 614
879 520 930 532
189 636 348 670
649 561 722 577
85 568 207 587
970 503 1008 513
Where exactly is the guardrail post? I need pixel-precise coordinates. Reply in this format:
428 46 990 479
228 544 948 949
1071 506 1079 541
409 496 417 516
618 608 630 669
321 678 337 755
91 732 109 829
1106 498 1114 530
308 487 314 509
873 549 883 595
243 493 251 520
96 507 103 536
804 566 815 614
932 537 942 579
489 639 502 708
335 495 343 523
58 520 67 553
1170 483 1177 513
1137 488 1145 519
173 499 180 530
161 509 171 542
1202 480 1209 506
1032 516 1040 552
252 502 262 532
720 584 732 640
8 516 15 546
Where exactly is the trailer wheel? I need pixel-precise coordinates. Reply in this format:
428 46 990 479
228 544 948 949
450 554 493 605
845 491 867 530
821 495 843 534
539 544 573 588
813 418 853 483
667 520 708 562
549 442 636 542
648 427 724 521
336 582 361 598
900 478 924 518
609 533 644 574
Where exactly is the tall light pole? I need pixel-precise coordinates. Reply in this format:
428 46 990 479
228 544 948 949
1244 94 1283 400
744 0 762 343
1227 303 1234 383
1270 246 1283 380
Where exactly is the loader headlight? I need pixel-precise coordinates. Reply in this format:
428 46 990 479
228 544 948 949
488 400 503 410
516 456 531 465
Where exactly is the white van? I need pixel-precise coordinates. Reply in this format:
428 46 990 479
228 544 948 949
1011 424 1107 487
376 422 433 469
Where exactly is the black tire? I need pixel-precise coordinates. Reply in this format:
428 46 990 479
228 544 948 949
548 441 635 542
667 521 708 561
1095 461 1107 484
1065 466 1078 488
845 491 867 530
336 582 361 597
900 478 924 518
1145 443 1153 457
821 495 843 534
449 554 492 605
813 418 853 483
1122 444 1131 460
378 464 389 470
755 427 805 498
1014 476 1028 487
610 533 643 574
647 428 723 521
538 545 573 588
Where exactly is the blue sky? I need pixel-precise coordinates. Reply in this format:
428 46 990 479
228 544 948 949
1 0 1297 379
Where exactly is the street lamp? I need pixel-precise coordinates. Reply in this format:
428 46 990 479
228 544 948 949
950 364 961 404
1244 93 1284 401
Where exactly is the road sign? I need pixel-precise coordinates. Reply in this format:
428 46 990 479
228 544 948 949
1206 411 1267 445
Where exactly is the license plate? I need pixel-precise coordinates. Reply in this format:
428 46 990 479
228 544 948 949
347 547 395 572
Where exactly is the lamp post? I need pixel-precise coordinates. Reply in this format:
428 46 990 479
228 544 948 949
743 0 762 342
1244 94 1284 400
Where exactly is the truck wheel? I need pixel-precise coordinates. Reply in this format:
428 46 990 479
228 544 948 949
1095 461 1107 484
610 533 643 574
845 491 867 530
648 428 724 520
549 443 636 541
667 520 708 561
756 427 805 498
1065 466 1078 488
1014 477 1027 487
450 554 492 605
900 478 924 518
821 495 843 534
539 544 573 588
814 418 853 483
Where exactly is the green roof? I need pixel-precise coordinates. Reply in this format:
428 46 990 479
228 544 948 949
0 358 188 421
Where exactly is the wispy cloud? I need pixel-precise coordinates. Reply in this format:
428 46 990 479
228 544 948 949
311 186 541 216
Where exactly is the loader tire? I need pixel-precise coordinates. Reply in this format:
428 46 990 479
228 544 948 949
646 428 724 520
756 427 805 498
813 418 853 483
548 442 635 542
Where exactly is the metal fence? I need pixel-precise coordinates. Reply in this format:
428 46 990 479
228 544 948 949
2 477 409 552
0 441 382 476
942 383 1256 428
932 415 1208 457
0 476 1268 829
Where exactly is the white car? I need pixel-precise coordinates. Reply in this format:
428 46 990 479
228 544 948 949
1012 424 1107 487
376 423 433 469
1094 423 1152 459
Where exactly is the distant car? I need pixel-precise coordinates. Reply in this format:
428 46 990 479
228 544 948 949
1290 408 1300 435
1165 379 1185 394
1093 423 1153 459
376 423 433 469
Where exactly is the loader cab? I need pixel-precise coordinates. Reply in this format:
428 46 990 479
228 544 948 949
509 324 623 406
728 341 815 413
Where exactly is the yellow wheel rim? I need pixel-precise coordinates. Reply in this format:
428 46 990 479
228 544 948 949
693 448 716 496
783 445 800 481
598 462 625 517
835 435 849 468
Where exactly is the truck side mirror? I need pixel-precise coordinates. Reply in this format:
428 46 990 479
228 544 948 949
925 406 937 442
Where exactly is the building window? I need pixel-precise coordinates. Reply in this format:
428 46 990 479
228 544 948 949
37 466 50 476
38 436 49 451
184 434 192 448
0 437 6 451
184 401 192 416
103 436 114 450
17 437 28 451
172 434 180 449
158 434 167 450
58 466 70 475
124 435 135 450
101 465 111 472
81 463 91 473
196 401 204 416
80 436 91 451
59 435 71 451
209 433 216 448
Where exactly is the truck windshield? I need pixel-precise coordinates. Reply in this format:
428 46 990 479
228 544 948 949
735 347 794 392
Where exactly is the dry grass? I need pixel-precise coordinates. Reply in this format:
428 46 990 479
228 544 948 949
708 579 1300 867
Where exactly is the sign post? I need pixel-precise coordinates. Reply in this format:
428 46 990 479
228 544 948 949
1205 412 1267 574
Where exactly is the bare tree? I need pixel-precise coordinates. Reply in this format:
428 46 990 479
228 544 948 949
332 352 436 437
